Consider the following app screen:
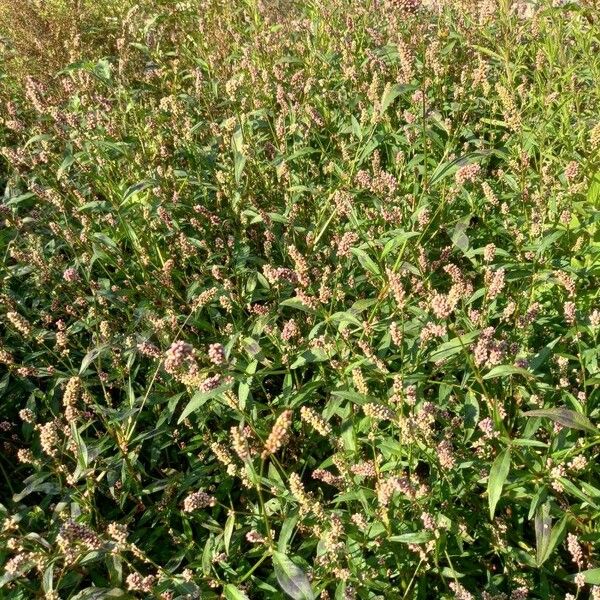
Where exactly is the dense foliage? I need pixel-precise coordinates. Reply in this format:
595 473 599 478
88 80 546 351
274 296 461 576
1 1 599 598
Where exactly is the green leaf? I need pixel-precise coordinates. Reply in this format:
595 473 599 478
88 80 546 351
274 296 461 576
535 504 566 566
380 230 420 258
278 515 299 553
488 448 511 519
92 58 112 82
79 344 109 375
202 536 213 576
122 180 152 203
224 584 250 600
529 337 562 371
231 128 246 184
350 247 381 276
349 298 378 313
329 311 362 328
511 438 548 448
451 220 469 253
13 475 59 503
534 505 551 565
470 44 504 62
462 391 479 439
234 151 246 185
238 381 250 410
272 551 315 600
588 171 600 207
330 390 371 405
522 408 597 434
178 383 233 424
70 589 132 600
224 512 235 556
428 330 480 363
528 486 548 520
429 151 489 186
483 365 534 380
242 337 262 358
380 84 403 113
24 133 53 148
531 230 566 256
57 151 75 180
389 531 434 544
438 566 465 578
106 554 123 587
573 568 600 584
350 115 362 139
70 423 89 471
42 565 54 593
556 477 599 508
580 481 600 499
42 565 54 594
290 349 329 369
6 192 35 206
280 298 315 313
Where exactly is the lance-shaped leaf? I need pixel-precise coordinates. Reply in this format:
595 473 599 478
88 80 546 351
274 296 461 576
523 408 597 434
535 503 551 566
572 568 600 585
223 512 235 556
451 220 470 253
178 382 233 424
483 365 534 380
389 531 435 544
535 503 567 566
272 551 315 600
488 448 511 519
79 344 109 375
224 584 250 600
380 83 404 113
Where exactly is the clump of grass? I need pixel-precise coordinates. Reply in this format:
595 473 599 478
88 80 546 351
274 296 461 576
0 0 599 598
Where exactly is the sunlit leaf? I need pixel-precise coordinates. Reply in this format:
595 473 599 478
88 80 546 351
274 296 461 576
488 448 510 520
272 551 315 600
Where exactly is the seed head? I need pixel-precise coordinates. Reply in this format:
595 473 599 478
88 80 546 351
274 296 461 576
262 410 293 459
